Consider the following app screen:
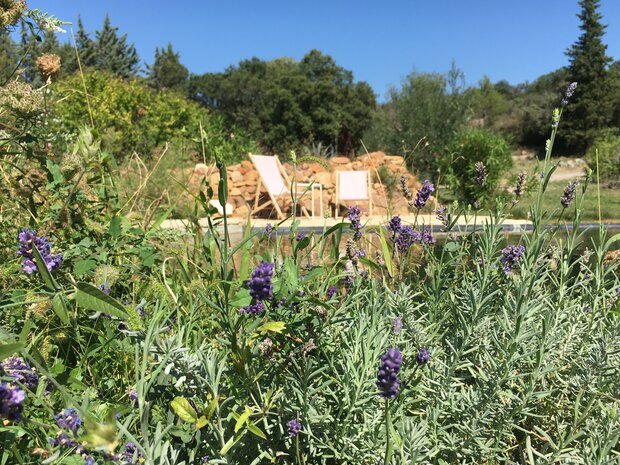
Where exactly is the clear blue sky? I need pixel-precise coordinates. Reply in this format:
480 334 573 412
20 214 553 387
33 1 620 99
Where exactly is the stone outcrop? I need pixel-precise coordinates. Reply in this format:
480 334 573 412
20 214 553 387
190 152 424 218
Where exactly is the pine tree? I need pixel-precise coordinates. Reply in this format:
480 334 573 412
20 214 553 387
563 0 613 151
75 16 95 68
94 15 139 78
148 43 188 90
18 22 41 84
0 28 18 84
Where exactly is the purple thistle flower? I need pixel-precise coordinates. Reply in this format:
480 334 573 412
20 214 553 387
348 205 363 241
561 82 577 106
55 407 81 432
392 316 402 335
239 301 266 316
265 223 273 235
416 348 430 365
247 262 274 301
287 418 302 436
560 180 578 208
0 382 25 421
16 228 63 274
1 356 38 390
500 244 525 275
327 286 338 299
414 180 435 210
376 348 403 399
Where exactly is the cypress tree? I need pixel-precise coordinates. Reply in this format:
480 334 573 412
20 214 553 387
148 43 188 90
563 0 613 152
75 16 95 68
94 15 139 78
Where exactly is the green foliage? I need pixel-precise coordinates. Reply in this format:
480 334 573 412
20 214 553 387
148 42 188 91
50 70 252 160
467 75 510 125
364 64 471 178
446 127 512 204
0 28 18 83
586 128 620 182
92 14 139 78
188 49 376 154
563 0 614 151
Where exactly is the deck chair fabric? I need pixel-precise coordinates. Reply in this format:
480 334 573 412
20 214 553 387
335 170 372 217
250 154 313 219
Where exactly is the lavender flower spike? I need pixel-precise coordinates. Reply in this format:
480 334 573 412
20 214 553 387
287 418 302 436
560 180 578 208
0 382 25 421
247 262 275 301
414 180 435 210
561 82 577 106
348 205 362 240
377 348 403 399
500 244 525 275
16 228 63 274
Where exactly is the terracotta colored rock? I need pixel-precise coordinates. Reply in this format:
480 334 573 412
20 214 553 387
331 156 351 164
194 163 209 177
230 170 244 183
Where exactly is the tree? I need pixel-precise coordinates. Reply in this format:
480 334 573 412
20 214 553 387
188 50 376 154
0 28 18 83
148 43 188 90
75 16 95 68
93 15 139 78
563 0 613 152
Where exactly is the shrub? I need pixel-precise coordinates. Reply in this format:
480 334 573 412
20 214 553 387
586 128 620 183
50 70 255 163
445 128 512 205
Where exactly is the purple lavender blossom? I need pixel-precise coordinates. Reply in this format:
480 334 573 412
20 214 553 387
392 316 402 335
239 301 266 316
560 180 578 208
515 172 527 200
387 216 402 240
376 348 403 399
474 162 488 187
49 431 78 448
55 407 81 432
247 262 275 301
1 356 39 390
129 388 138 406
416 348 430 365
435 208 448 232
348 205 362 241
414 180 435 210
16 228 63 274
327 286 338 299
287 418 302 436
296 231 306 242
99 283 112 295
0 382 25 421
561 82 577 106
265 223 273 235
122 442 144 463
500 244 525 275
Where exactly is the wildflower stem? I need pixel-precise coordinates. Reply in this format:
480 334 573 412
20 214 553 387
384 399 392 465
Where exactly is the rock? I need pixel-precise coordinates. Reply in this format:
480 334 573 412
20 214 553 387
331 156 351 164
315 172 334 189
194 163 210 177
230 170 244 183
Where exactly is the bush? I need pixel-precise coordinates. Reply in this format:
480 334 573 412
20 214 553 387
586 128 620 183
50 70 255 163
445 128 512 205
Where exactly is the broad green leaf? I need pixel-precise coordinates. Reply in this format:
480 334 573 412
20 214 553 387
247 421 267 440
195 416 208 429
220 430 245 455
258 321 286 334
32 245 58 290
229 289 252 308
205 396 218 421
234 406 252 433
52 294 70 325
170 397 198 422
0 342 24 360
75 282 128 319
73 259 97 277
108 216 121 238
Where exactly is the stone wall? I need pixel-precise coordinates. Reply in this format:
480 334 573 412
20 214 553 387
192 152 422 218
